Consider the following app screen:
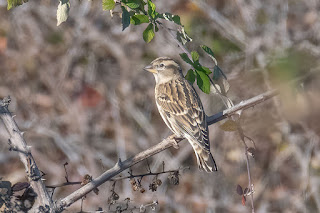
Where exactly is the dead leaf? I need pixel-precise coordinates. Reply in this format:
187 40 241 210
219 120 238 132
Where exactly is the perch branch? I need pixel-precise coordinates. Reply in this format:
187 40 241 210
206 89 279 125
55 89 278 211
0 97 55 211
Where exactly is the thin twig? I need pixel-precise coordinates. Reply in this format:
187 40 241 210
157 21 192 59
206 89 279 125
46 182 82 189
237 124 255 213
110 167 189 181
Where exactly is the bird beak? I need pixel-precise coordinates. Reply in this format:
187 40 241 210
144 64 157 73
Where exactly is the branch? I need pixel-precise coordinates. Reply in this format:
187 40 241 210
46 181 82 189
206 89 279 125
0 97 55 211
55 89 278 211
56 137 183 212
110 166 189 181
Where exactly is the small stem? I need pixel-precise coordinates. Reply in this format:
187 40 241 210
207 89 278 125
157 21 192 59
244 145 254 213
237 123 254 212
46 181 82 189
110 167 189 181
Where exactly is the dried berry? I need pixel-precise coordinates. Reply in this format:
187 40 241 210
81 174 92 186
156 179 162 186
108 191 119 204
149 182 157 192
168 171 179 185
140 188 145 193
130 178 139 191
247 147 256 158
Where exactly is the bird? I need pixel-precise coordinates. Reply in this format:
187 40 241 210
144 57 218 172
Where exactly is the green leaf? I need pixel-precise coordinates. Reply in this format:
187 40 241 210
102 0 115 10
213 65 226 80
185 69 196 84
147 0 156 19
143 23 155 43
200 66 212 75
57 0 70 26
121 6 131 31
154 24 159 32
172 15 181 25
7 0 28 10
159 13 181 25
131 14 149 25
125 0 140 9
201 44 218 65
191 51 199 62
195 70 211 94
179 53 193 65
219 120 238 131
176 27 192 45
201 45 214 57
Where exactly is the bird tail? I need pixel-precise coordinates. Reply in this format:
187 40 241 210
192 143 218 172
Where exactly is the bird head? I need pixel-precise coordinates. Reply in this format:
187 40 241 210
144 57 183 84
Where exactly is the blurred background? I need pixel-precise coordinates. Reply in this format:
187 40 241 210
1 0 320 212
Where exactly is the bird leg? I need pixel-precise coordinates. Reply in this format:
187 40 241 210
168 135 183 149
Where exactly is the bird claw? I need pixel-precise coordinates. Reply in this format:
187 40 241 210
169 135 180 149
172 141 179 149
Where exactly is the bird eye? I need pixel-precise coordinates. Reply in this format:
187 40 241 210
159 63 165 68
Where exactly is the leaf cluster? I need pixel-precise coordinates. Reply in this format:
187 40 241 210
102 0 185 43
182 45 226 94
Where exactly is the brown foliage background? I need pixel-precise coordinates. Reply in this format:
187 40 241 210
1 0 320 212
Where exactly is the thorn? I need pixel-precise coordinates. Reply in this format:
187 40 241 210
116 158 122 168
21 131 25 136
12 114 16 118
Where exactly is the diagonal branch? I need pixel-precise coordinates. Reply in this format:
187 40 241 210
55 89 278 212
0 97 55 211
206 89 279 125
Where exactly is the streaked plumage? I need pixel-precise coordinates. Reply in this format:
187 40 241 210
144 57 218 172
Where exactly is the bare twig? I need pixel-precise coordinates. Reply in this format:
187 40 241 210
111 166 189 181
46 181 82 189
0 97 55 211
191 0 247 49
157 21 192 59
207 89 279 125
237 124 255 213
55 90 277 211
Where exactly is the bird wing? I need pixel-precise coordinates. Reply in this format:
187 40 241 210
156 78 210 151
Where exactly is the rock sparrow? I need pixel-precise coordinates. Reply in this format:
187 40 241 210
144 57 218 172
